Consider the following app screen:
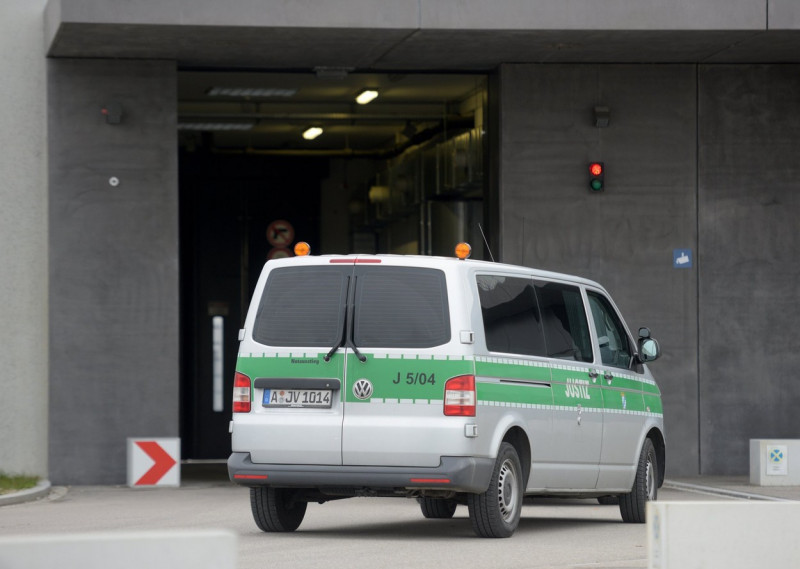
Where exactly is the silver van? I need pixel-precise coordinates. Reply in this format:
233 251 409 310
228 245 664 538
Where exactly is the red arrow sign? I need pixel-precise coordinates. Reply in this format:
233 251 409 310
134 441 177 485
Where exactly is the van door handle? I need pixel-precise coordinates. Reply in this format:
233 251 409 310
588 370 599 380
604 372 614 385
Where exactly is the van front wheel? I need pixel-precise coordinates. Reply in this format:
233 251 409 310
468 442 523 538
250 487 307 532
619 438 657 523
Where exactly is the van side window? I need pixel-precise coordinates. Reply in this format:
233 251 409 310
587 291 633 369
534 281 593 363
354 267 450 348
476 275 546 356
253 267 348 347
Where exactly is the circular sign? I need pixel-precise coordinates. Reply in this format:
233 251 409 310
266 220 295 247
268 247 292 260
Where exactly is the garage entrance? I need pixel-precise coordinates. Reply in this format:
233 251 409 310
179 70 490 458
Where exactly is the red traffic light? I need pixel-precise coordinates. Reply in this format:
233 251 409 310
589 162 605 192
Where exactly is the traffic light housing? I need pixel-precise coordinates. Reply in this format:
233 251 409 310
589 162 604 192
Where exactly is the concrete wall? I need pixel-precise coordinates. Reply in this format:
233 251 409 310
498 63 800 476
0 1 49 479
47 59 179 484
698 64 800 474
497 64 699 475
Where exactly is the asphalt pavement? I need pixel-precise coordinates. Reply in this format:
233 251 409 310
1 464 798 569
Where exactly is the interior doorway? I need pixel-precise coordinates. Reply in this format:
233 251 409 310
178 70 489 459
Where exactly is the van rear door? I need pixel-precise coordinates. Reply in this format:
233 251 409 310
236 263 354 465
341 263 471 467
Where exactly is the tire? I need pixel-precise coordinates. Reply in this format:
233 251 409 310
250 487 307 532
418 497 458 519
468 442 523 538
619 438 657 523
597 495 619 505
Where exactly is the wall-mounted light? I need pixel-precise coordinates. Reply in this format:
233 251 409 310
302 127 323 140
355 89 379 105
593 106 610 128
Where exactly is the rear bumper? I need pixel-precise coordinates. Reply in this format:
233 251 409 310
228 452 494 494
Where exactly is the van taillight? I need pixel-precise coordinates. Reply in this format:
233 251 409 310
444 375 476 417
233 372 251 413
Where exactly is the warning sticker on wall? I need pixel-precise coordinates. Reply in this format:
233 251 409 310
673 249 693 269
766 445 788 476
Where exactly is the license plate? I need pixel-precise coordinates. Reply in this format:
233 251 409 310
262 388 332 408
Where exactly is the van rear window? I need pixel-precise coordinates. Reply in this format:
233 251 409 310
252 267 348 347
354 267 450 348
252 265 450 349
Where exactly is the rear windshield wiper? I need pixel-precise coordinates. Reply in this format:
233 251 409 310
322 275 366 363
348 340 367 363
347 278 366 363
324 276 349 362
323 326 345 362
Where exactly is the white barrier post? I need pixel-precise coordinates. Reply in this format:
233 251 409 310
648 502 800 568
0 529 237 569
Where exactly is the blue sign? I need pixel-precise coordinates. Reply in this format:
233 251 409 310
673 249 693 269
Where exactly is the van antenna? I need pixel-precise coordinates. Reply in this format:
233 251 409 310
478 223 495 262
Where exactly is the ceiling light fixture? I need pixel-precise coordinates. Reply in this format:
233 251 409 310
314 66 353 80
355 89 379 105
206 87 298 98
302 127 323 140
177 122 255 131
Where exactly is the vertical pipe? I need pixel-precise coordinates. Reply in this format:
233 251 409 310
212 316 224 412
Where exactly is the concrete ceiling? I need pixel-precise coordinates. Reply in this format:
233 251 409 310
47 20 800 152
177 70 485 152
47 22 800 68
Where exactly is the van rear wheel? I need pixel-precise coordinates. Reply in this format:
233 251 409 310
619 438 657 523
418 497 458 519
250 487 307 532
468 442 523 538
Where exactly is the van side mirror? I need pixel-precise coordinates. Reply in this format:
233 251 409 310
637 334 660 363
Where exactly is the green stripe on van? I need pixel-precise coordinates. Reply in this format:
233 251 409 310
476 381 554 407
474 358 550 383
236 352 345 380
344 353 473 403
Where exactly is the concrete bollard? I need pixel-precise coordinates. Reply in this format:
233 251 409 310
648 501 800 568
750 439 800 486
0 529 237 569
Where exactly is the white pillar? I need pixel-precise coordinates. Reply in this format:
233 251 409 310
0 1 49 479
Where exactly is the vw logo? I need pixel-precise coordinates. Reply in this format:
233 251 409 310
353 378 373 400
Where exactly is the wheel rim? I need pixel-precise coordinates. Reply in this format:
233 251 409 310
497 458 519 522
645 457 656 501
